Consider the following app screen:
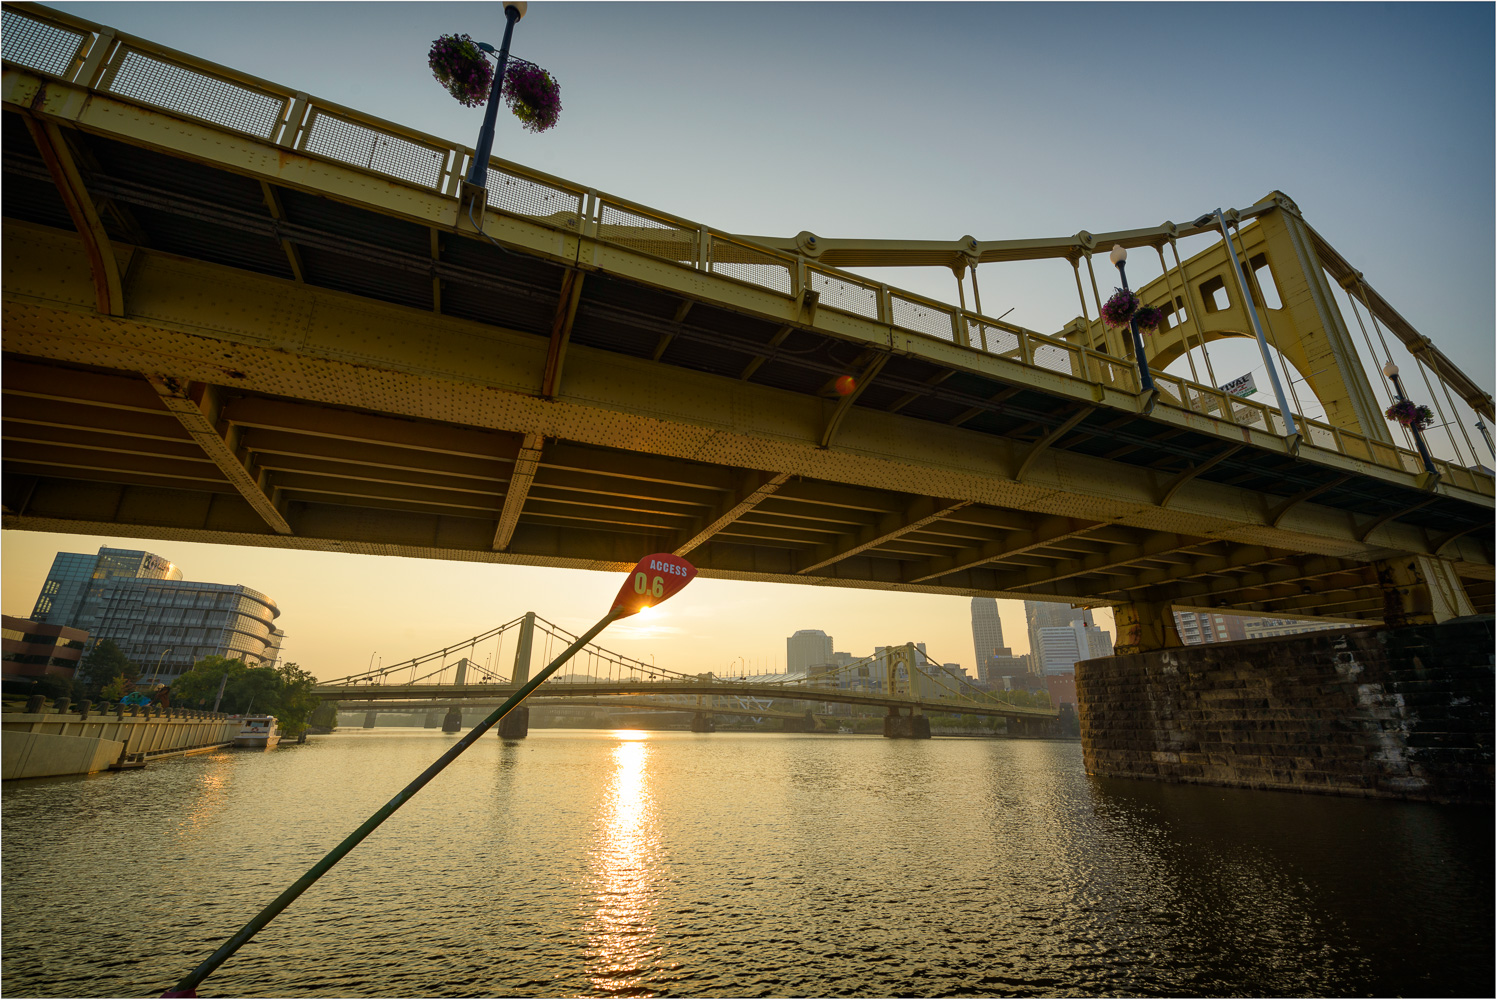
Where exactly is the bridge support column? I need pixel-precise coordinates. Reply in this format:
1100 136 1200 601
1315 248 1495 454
689 711 715 733
512 612 536 684
1374 556 1475 626
1112 600 1182 655
497 706 529 739
883 707 931 739
362 712 378 729
441 706 463 733
423 710 441 729
782 710 815 733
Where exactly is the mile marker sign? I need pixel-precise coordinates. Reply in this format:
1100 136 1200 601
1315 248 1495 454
614 552 698 617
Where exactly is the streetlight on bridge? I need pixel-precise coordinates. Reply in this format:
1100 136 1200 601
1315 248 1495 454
1382 361 1438 477
464 2 528 192
1107 244 1155 395
150 647 173 685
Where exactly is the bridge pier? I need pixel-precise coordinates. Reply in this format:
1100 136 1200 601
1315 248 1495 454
1112 600 1183 655
1076 617 1494 804
423 710 441 729
781 710 816 733
1374 556 1476 625
497 706 529 739
883 707 930 740
689 711 715 733
441 706 463 733
362 712 378 729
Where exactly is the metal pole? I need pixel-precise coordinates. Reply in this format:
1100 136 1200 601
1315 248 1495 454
164 605 625 998
1112 259 1155 393
1388 371 1438 476
1477 417 1495 460
465 4 523 190
1210 209 1298 439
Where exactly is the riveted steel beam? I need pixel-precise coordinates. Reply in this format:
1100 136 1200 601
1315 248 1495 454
992 531 1208 592
1012 407 1093 482
796 496 972 575
820 353 888 449
904 515 1104 585
673 470 791 557
493 432 543 551
541 271 586 398
1159 445 1243 508
146 377 292 534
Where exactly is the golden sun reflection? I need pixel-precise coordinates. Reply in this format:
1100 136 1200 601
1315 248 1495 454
582 737 664 994
179 754 233 837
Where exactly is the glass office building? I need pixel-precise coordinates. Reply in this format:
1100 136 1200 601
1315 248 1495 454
31 547 181 636
92 579 284 682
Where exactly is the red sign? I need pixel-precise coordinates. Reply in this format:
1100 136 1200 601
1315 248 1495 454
612 553 697 617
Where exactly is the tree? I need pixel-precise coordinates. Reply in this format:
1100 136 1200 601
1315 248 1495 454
274 662 320 738
78 639 139 697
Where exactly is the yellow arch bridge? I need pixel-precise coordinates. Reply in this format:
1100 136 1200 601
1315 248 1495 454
312 613 1059 739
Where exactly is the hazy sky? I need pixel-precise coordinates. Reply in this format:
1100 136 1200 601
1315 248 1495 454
5 2 1493 679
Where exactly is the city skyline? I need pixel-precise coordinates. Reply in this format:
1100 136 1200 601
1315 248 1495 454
4 2 1491 682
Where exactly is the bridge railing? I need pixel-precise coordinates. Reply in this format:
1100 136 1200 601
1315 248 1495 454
5 3 1488 497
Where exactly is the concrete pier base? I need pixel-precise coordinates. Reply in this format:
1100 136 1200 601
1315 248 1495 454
1077 617 1494 804
689 711 715 733
423 711 441 729
782 711 816 733
441 707 463 733
883 709 931 739
362 712 377 729
497 706 529 739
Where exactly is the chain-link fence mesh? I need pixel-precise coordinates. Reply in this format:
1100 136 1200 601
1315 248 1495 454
484 168 583 228
707 238 792 296
300 110 446 189
108 48 283 140
2 10 87 77
890 294 953 341
809 268 879 319
597 201 698 264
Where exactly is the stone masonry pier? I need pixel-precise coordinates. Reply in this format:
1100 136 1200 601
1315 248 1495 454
1076 618 1493 805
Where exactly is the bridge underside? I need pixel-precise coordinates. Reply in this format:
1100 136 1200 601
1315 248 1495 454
2 81 1491 621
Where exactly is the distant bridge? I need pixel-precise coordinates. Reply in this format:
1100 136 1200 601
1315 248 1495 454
311 613 1059 730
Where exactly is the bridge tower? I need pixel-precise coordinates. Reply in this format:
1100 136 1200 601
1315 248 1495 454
882 643 930 739
498 612 535 739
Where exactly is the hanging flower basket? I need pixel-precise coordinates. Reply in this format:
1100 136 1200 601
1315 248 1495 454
429 33 494 108
1101 287 1139 328
504 58 562 133
1133 304 1167 333
1385 400 1434 429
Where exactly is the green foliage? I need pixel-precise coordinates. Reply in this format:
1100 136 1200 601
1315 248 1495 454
170 656 322 736
78 639 138 697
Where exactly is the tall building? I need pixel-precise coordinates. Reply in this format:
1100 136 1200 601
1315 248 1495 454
1 615 88 682
1243 617 1346 640
31 547 181 635
92 579 283 681
1173 611 1248 645
1025 600 1096 673
786 629 834 673
970 597 1006 682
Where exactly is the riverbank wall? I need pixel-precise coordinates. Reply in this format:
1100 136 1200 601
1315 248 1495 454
2 709 243 779
1075 617 1493 805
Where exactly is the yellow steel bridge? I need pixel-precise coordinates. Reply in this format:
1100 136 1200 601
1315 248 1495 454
2 3 1491 651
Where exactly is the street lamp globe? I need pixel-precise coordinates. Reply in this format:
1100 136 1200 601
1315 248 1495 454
506 1 528 18
1382 361 1400 378
1109 244 1127 267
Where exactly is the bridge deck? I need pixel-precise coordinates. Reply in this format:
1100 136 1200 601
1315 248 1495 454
2 3 1491 621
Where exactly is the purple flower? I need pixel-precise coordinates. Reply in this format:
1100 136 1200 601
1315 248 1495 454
1133 304 1167 333
504 59 562 133
1100 287 1139 329
429 33 493 108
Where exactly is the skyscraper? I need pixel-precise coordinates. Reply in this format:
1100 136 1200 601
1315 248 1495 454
970 597 1006 682
786 629 834 673
31 547 182 635
1024 600 1095 673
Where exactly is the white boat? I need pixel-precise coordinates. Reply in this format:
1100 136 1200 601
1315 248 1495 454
234 715 281 749
837 725 854 734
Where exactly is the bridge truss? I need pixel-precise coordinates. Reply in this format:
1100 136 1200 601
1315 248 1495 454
1 3 1490 635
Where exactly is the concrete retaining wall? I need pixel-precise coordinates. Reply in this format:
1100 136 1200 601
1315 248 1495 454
1075 618 1494 805
2 731 124 779
1 712 244 780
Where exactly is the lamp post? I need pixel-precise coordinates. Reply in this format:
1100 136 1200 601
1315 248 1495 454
151 647 173 685
1475 417 1495 460
465 2 528 191
1107 245 1155 394
1193 210 1299 442
367 651 378 675
1383 361 1438 476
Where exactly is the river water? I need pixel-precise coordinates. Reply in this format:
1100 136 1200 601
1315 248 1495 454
1 728 1489 998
